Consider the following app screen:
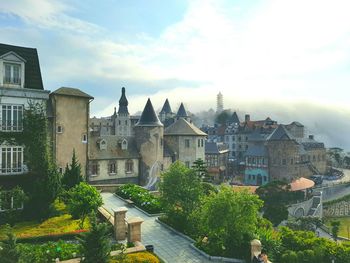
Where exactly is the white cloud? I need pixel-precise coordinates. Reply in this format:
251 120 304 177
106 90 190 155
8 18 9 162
0 0 100 33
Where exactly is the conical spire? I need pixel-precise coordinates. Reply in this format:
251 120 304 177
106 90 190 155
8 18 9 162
136 98 163 126
118 87 129 115
160 98 172 114
176 103 188 118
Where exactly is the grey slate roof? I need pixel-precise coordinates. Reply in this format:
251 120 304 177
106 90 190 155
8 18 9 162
165 118 207 136
0 43 43 90
118 87 129 115
244 145 268 157
136 98 163 126
205 142 229 154
176 103 188 118
230 112 240 124
267 125 294 141
52 87 93 99
89 135 140 160
160 99 172 114
297 137 325 150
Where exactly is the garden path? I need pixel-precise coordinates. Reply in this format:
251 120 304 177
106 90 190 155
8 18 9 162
102 192 211 263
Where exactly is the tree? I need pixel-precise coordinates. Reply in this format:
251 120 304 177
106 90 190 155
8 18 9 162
62 150 84 190
159 161 203 233
215 110 232 125
197 186 263 259
0 228 20 263
22 102 61 219
78 212 111 263
331 220 340 241
256 181 292 226
66 182 103 228
192 158 211 182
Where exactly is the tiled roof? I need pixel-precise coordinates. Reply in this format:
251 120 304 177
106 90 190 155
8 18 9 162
267 125 294 141
165 118 207 136
244 145 268 157
205 142 229 154
0 43 43 90
52 87 93 99
89 135 140 160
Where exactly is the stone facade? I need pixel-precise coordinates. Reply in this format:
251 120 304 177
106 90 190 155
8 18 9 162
49 88 93 177
88 88 206 185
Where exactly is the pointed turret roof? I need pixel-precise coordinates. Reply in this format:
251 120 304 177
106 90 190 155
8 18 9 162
160 99 172 114
267 125 294 141
136 98 163 126
176 103 188 118
118 87 129 115
230 112 240 124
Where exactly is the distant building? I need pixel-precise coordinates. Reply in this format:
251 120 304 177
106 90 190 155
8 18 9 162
87 88 207 185
216 92 223 113
205 141 229 182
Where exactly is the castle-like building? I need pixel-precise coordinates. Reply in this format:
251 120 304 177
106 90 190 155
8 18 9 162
88 88 206 186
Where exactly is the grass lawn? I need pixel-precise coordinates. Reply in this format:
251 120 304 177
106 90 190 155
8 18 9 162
0 200 90 240
325 217 350 239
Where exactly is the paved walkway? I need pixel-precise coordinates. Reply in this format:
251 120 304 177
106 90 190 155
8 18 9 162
102 192 210 263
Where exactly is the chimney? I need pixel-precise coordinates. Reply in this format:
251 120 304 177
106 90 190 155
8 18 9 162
245 114 250 122
309 135 314 140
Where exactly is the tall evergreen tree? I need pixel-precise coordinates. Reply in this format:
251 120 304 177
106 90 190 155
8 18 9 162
78 212 111 263
62 149 84 190
192 158 211 182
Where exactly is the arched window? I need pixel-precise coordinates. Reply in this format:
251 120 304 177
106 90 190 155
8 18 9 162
99 139 107 150
122 139 128 150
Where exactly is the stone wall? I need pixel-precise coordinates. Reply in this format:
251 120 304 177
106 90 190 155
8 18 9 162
50 94 90 177
266 140 300 182
88 158 139 182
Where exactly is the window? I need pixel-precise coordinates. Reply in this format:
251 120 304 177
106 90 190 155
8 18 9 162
245 145 248 150
0 105 23 131
160 138 163 146
0 192 24 212
185 139 190 148
125 120 128 125
201 139 204 147
185 161 190 168
118 120 121 125
57 125 62 133
245 136 248 141
121 139 128 150
4 63 21 85
291 158 294 165
82 134 87 143
90 163 99 176
109 162 116 174
238 136 241 141
99 140 107 150
126 160 133 173
198 139 200 147
58 167 63 174
0 147 24 174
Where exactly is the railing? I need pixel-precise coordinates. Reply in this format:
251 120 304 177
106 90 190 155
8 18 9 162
0 164 28 175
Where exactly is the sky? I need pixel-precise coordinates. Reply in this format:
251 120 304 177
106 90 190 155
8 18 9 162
1 0 350 149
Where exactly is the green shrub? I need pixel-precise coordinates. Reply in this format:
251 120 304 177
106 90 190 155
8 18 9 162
116 184 162 214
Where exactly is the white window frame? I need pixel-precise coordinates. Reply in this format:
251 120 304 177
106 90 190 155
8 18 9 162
0 196 24 212
0 51 26 88
3 63 21 85
0 146 24 175
82 134 87 143
0 104 24 132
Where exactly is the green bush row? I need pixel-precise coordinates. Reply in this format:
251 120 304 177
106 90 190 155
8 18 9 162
116 184 162 214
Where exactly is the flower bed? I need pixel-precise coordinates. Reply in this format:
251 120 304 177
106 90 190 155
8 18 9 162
110 251 161 263
17 240 80 262
116 184 162 214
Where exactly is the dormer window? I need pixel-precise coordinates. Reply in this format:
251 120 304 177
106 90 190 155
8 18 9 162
4 63 21 85
121 139 128 150
99 139 107 150
0 51 26 88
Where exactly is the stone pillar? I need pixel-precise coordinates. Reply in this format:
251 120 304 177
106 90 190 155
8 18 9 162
126 217 144 243
113 207 128 241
